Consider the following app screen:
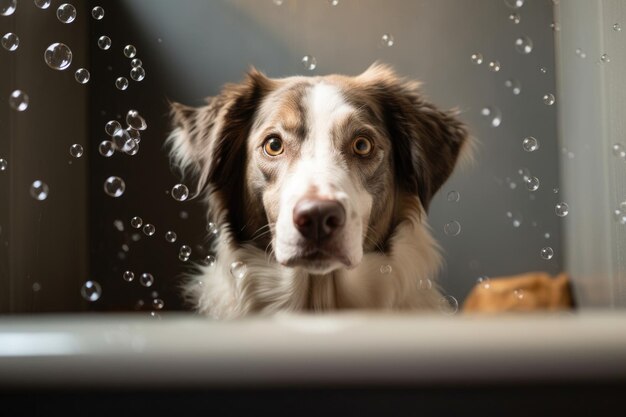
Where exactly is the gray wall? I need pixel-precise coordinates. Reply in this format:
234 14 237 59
124 0 562 301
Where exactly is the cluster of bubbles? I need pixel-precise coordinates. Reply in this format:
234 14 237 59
612 201 626 225
100 109 147 160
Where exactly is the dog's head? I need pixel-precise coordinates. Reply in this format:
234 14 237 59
169 64 468 275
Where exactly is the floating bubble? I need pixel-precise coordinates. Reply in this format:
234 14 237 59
143 224 155 236
80 280 102 302
207 222 219 237
600 53 611 63
488 60 501 72
103 176 125 197
91 5 104 20
0 0 16 16
105 120 122 136
470 53 483 65
550 22 560 31
329 0 339 5
230 261 247 279
44 42 72 70
477 276 491 289
525 176 540 191
113 219 124 232
97 35 111 50
506 211 523 228
126 110 147 130
130 66 145 82
419 279 433 290
508 13 520 24
543 93 555 105
139 273 154 287
123 271 134 282
123 138 139 156
179 245 191 262
514 36 533 54
73 68 90 84
34 0 51 9
612 143 626 158
30 180 49 201
115 77 129 90
165 231 177 243
301 55 317 71
1 32 18 51
540 246 554 260
379 264 392 274
69 144 83 158
540 67 547 74
522 136 539 152
131 58 142 68
123 44 136 58
381 33 394 47
504 0 524 9
273 0 283 5
130 216 143 228
504 78 521 95
444 220 461 236
480 106 502 127
202 255 216 266
614 23 622 32
32 282 42 292
514 289 525 300
127 128 141 143
98 140 114 157
152 299 164 310
9 90 28 111
447 190 460 202
56 3 76 23
171 184 189 201
438 295 459 315
575 48 587 58
0 158 7 171
545 232 551 239
555 202 569 217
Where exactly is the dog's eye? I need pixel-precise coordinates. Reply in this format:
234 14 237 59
263 136 284 156
352 137 373 156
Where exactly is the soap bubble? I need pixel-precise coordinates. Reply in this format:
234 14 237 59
80 280 102 302
600 53 611 63
379 264 392 274
130 66 145 81
123 271 134 282
0 158 7 171
514 289 525 300
543 93 555 105
30 180 49 201
179 245 191 261
506 211 523 227
0 0 16 15
123 44 137 58
74 68 90 84
105 120 122 136
525 176 540 191
444 220 461 236
131 58 143 68
613 23 622 32
152 299 164 310
438 295 459 315
273 0 283 5
123 138 139 156
481 106 502 127
470 53 483 65
504 78 521 95
103 176 125 197
1 32 19 51
329 0 339 5
97 35 111 50
115 77 129 90
143 224 155 236
447 190 460 202
131 216 143 228
207 222 219 237
91 6 104 20
230 261 247 279
56 3 76 24
98 140 114 157
301 55 317 71
126 110 147 130
171 184 189 201
69 144 83 158
477 276 491 289
508 13 520 24
522 136 539 152
540 246 554 260
514 36 533 54
488 60 501 72
44 42 72 70
612 143 626 158
34 0 51 9
419 279 433 290
165 231 177 243
139 273 154 287
575 48 587 58
555 202 569 217
9 90 29 111
381 33 394 47
504 0 524 8
202 255 216 266
540 67 547 74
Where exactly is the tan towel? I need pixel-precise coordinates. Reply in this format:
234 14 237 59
462 272 573 313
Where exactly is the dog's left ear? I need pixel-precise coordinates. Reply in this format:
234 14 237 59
358 64 470 210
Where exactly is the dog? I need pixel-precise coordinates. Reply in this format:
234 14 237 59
168 63 470 318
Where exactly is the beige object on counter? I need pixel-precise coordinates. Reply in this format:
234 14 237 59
463 272 573 313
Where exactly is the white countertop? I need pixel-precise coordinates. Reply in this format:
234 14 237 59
1 312 626 388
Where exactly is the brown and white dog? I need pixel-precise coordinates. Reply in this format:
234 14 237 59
168 63 470 318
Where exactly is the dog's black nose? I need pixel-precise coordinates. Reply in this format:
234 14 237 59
293 199 346 241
